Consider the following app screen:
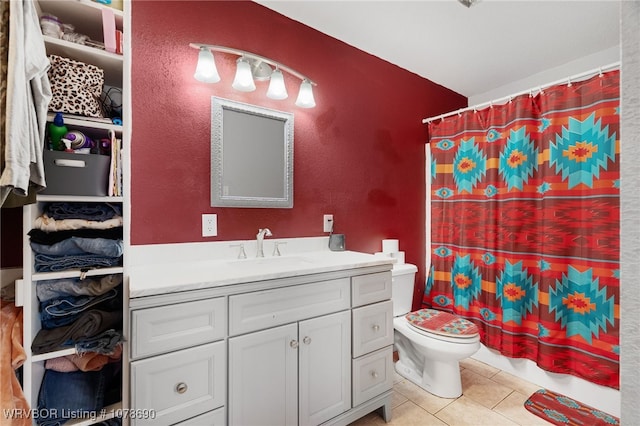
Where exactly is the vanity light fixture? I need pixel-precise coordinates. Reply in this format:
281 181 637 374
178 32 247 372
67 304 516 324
231 57 256 92
266 68 288 100
295 79 316 108
190 43 317 108
193 47 220 83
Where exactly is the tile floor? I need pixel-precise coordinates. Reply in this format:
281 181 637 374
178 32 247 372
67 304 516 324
350 358 550 426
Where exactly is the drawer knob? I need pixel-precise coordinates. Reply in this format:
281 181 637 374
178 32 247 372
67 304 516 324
303 336 311 345
371 371 379 379
372 324 380 332
290 339 299 349
176 382 188 394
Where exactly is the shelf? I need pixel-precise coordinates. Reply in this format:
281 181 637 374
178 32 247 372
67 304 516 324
36 194 124 203
31 347 77 362
44 36 123 87
46 112 122 133
31 267 124 282
38 0 123 40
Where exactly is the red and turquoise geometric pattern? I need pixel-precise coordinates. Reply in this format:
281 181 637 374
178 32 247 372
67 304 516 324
425 71 620 389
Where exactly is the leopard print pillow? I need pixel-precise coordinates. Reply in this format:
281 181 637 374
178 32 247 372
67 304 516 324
47 55 105 118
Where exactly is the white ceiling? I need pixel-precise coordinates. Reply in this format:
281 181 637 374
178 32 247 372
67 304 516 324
255 0 621 100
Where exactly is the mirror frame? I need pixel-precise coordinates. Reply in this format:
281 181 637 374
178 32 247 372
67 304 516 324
210 97 294 208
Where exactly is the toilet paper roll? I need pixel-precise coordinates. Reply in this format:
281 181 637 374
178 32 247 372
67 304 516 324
382 239 399 253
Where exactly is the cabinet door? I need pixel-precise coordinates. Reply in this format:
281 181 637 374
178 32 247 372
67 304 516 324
299 311 351 426
229 323 298 426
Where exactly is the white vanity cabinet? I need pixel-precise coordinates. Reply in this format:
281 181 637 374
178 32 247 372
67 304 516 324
228 279 352 426
128 257 394 426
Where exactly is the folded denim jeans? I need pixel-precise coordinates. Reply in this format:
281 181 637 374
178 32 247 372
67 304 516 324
40 286 121 329
37 361 121 426
31 238 124 257
34 253 121 273
44 202 122 221
31 310 122 355
36 275 122 303
75 329 124 355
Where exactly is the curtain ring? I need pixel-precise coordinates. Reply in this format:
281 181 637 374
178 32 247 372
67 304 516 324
599 67 604 77
567 78 572 87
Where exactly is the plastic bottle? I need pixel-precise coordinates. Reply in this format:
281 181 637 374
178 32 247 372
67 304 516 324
48 112 68 151
63 130 94 150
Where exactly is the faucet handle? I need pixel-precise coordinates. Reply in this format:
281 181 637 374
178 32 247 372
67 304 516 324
230 244 247 259
273 241 287 257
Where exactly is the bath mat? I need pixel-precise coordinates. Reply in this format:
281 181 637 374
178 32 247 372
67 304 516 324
524 388 619 425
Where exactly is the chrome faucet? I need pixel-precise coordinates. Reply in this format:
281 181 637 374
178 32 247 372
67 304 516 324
256 228 272 257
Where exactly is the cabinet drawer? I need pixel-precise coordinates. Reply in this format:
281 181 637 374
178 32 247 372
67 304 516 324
177 406 225 425
131 297 225 359
352 300 394 357
351 272 392 307
352 346 393 407
229 278 350 335
131 341 226 426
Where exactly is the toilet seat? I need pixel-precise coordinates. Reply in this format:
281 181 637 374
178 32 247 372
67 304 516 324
405 309 478 340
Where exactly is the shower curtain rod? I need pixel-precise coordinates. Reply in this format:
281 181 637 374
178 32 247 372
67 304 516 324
422 61 621 124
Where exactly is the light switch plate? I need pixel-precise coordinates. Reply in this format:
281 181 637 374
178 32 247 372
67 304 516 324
323 214 334 233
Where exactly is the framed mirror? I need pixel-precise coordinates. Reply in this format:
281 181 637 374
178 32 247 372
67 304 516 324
210 97 294 208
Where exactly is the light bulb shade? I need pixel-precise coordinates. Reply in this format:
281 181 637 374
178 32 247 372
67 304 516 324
232 57 256 92
194 47 220 83
266 69 288 100
295 79 316 108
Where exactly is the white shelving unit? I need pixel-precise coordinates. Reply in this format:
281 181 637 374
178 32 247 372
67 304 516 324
17 1 130 425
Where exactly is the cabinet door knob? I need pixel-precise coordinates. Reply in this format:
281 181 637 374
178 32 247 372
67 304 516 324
371 371 379 379
372 324 380 332
303 336 311 345
176 382 188 394
290 339 299 349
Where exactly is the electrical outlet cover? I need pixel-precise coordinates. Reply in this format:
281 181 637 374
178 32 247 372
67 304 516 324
202 214 217 237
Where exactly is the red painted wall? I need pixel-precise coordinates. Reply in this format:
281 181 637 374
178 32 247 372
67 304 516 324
130 1 466 308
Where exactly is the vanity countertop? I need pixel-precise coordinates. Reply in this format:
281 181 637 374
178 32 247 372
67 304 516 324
128 250 395 298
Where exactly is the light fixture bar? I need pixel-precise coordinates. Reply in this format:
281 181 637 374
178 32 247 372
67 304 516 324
189 43 317 86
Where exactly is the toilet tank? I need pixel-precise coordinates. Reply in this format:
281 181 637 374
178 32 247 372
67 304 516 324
392 263 418 317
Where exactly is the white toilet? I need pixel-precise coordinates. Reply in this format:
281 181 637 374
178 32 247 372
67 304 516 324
392 263 480 398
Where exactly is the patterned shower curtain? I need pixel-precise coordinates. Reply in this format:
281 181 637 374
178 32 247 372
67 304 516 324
425 70 620 389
